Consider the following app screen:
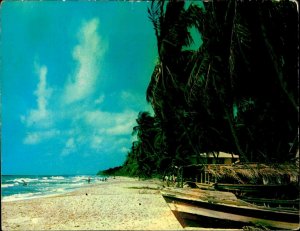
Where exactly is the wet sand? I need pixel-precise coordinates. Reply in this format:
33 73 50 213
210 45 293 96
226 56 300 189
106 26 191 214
1 177 183 230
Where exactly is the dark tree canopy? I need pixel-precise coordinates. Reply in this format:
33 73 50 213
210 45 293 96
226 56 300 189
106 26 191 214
121 0 298 177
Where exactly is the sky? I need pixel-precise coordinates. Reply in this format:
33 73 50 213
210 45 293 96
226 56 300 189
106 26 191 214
1 1 158 175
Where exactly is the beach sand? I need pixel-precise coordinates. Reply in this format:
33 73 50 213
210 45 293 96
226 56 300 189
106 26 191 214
1 177 183 230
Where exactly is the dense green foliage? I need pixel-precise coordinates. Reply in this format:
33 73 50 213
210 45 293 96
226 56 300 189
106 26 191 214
97 166 124 176
121 0 298 178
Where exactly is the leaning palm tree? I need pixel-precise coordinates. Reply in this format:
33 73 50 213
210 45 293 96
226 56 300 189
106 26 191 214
146 0 298 165
147 0 205 166
123 0 298 178
183 0 298 162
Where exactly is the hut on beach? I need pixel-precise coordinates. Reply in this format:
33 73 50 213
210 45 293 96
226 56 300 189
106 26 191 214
184 163 299 185
182 162 299 200
199 152 239 165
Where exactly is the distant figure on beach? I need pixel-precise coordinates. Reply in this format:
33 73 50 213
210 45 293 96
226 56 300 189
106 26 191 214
87 177 91 184
164 175 169 186
173 176 177 183
164 175 168 182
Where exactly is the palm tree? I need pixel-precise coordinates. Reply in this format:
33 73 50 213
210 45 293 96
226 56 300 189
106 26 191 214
147 0 298 164
124 0 298 177
184 0 298 162
147 0 205 167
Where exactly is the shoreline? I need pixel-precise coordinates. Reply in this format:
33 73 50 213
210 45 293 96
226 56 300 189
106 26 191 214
1 176 183 230
1 175 108 203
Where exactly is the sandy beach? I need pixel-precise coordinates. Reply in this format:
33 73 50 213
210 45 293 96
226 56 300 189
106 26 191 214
1 177 184 230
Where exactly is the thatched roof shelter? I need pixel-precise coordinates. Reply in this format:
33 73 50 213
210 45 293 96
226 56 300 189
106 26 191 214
184 163 299 184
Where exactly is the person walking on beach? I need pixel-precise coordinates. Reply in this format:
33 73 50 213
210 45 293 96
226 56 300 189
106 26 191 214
87 177 91 184
164 175 169 186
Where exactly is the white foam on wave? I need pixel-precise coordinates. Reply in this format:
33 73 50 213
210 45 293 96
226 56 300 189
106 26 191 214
71 176 89 182
13 178 39 184
1 192 42 202
1 184 15 188
50 176 65 180
52 188 66 193
39 178 58 183
39 179 51 183
69 182 84 187
2 175 96 202
1 188 72 202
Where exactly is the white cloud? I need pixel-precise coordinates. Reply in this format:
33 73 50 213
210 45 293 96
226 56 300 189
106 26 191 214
121 91 134 101
66 138 75 149
21 64 53 128
115 138 129 145
120 91 154 115
61 138 76 156
120 91 142 107
19 20 141 159
35 66 51 111
23 129 60 145
19 19 140 160
90 135 103 151
120 146 130 153
63 18 106 104
95 94 105 105
106 121 135 135
81 109 137 154
84 109 137 136
84 110 114 127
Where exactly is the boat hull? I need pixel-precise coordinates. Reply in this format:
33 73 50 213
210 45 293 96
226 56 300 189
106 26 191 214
162 190 299 230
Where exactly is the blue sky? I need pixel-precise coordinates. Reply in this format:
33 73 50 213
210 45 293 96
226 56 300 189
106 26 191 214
1 1 158 175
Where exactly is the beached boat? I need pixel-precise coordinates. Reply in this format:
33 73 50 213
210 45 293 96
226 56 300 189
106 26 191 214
237 195 300 209
213 182 297 194
161 188 300 230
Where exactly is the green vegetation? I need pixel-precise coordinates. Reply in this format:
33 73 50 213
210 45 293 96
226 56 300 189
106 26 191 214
97 166 124 176
102 0 298 178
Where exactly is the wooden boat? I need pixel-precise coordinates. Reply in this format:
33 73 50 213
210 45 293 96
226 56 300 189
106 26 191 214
161 188 300 230
210 183 299 209
193 182 215 190
237 196 299 209
213 183 297 194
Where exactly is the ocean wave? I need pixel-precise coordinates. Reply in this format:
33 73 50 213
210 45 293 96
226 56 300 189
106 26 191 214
39 179 52 183
69 182 84 187
2 192 43 202
37 176 66 183
12 178 39 184
52 188 67 193
71 176 89 182
1 184 15 188
50 176 65 180
2 175 95 202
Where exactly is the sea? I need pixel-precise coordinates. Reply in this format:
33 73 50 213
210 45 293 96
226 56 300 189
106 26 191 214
1 175 105 202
